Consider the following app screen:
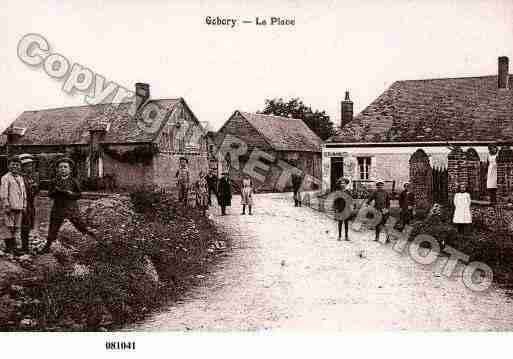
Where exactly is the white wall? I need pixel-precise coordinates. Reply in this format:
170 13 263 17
321 145 491 192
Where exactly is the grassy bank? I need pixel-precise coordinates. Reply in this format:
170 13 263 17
0 190 229 331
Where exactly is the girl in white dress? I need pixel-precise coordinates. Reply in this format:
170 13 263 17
487 145 498 204
453 183 472 235
241 177 254 215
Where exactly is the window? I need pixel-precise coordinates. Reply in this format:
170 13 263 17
357 157 371 180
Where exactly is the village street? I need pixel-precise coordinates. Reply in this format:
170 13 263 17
129 194 513 331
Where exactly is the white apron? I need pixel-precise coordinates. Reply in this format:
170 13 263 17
487 154 497 189
453 192 472 224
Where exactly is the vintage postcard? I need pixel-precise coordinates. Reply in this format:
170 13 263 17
1 0 513 357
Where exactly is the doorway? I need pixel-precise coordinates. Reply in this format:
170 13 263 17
330 157 344 191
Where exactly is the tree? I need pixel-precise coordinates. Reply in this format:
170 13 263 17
259 98 336 141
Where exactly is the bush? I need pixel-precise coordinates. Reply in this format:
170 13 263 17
6 190 227 331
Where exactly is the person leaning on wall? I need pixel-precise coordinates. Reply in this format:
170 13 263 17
19 153 40 254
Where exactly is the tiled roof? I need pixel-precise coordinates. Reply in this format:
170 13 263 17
239 112 322 152
5 99 180 145
327 75 513 143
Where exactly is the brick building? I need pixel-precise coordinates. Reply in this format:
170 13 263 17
322 56 513 192
1 83 209 191
217 111 322 192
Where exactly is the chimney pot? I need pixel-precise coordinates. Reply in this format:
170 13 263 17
498 56 509 89
341 90 353 128
135 83 150 112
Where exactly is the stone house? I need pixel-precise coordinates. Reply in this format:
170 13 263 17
323 56 513 193
1 83 209 191
217 111 322 191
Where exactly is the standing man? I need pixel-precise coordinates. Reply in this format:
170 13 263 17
175 157 190 205
0 156 27 255
19 154 40 254
487 144 498 205
217 171 232 216
398 182 415 230
366 179 391 242
206 168 218 206
291 171 303 207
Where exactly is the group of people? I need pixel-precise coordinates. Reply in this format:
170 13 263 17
174 157 256 216
1 155 96 256
332 178 398 242
331 175 480 242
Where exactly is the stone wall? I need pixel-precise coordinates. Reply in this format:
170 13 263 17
152 152 209 190
101 146 153 191
409 149 433 207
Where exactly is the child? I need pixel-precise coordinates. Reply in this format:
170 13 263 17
175 157 190 205
241 177 254 215
366 179 391 242
20 154 40 254
41 157 96 254
453 183 472 235
205 168 218 206
398 182 415 230
333 178 353 241
195 171 209 215
0 156 27 255
291 172 303 207
487 144 498 204
217 171 232 215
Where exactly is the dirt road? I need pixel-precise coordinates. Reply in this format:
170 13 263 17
128 193 513 331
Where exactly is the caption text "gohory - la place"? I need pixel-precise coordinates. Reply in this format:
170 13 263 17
205 16 295 28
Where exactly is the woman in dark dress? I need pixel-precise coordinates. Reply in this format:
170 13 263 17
217 171 232 215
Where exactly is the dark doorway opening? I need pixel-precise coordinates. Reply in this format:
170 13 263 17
330 157 344 191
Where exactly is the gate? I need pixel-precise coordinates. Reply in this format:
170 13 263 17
432 166 448 204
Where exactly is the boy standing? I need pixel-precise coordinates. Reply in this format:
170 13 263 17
0 156 27 254
20 154 40 254
291 172 303 207
398 182 415 230
217 171 232 215
41 157 96 254
206 168 218 206
175 157 190 205
366 179 391 243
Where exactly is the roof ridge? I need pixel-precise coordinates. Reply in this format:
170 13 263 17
395 74 504 83
20 98 181 114
240 111 300 121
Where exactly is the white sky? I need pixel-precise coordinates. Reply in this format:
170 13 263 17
1 0 512 133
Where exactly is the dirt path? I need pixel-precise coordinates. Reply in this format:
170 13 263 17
128 193 513 331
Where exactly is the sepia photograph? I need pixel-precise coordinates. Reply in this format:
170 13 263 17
1 0 513 357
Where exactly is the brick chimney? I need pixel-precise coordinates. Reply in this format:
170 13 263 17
341 91 353 128
135 82 150 112
5 126 26 145
498 56 509 89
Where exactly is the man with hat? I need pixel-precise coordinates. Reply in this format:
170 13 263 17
175 157 190 205
41 156 96 254
365 179 391 242
217 171 232 215
19 154 40 254
0 155 27 254
205 168 218 206
291 170 304 207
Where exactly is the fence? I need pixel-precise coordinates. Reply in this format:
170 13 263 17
432 167 448 204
